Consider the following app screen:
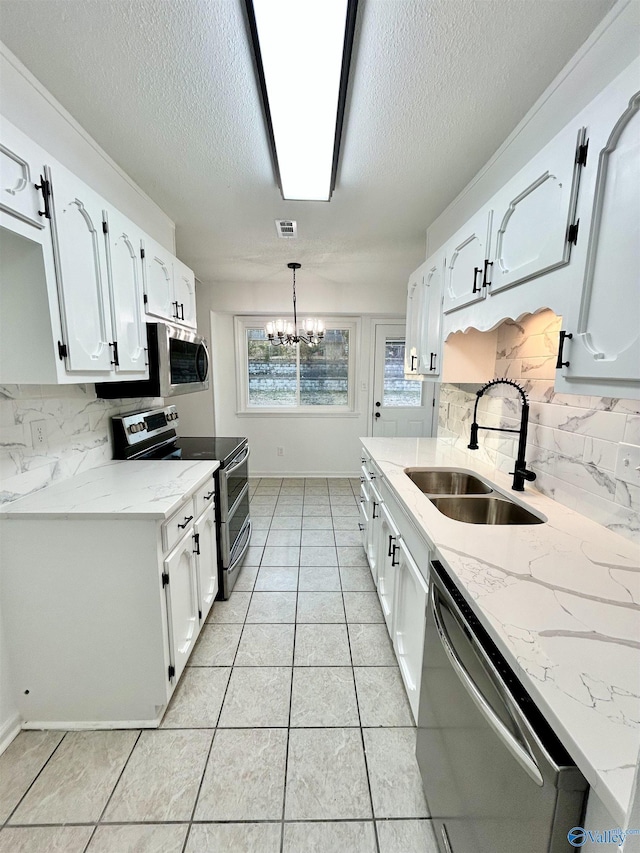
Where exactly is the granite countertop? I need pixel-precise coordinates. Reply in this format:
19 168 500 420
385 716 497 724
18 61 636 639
361 436 640 827
0 460 219 520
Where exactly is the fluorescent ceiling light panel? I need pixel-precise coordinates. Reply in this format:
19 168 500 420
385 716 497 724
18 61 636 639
250 0 352 201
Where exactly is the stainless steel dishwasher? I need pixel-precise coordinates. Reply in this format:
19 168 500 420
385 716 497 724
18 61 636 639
416 560 587 853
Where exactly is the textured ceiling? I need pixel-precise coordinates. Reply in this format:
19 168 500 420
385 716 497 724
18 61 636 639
0 0 616 294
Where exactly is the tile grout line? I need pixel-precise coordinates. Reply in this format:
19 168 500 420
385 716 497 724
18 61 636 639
2 730 69 830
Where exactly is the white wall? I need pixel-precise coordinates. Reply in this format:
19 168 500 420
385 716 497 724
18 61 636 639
177 275 406 475
0 44 178 744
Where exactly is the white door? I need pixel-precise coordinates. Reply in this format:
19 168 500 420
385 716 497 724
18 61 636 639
143 237 175 321
194 503 218 623
164 538 199 684
561 92 640 384
443 210 492 313
489 123 586 295
0 121 47 231
103 208 147 374
377 503 400 632
393 538 429 723
173 259 197 328
372 324 435 437
47 164 112 373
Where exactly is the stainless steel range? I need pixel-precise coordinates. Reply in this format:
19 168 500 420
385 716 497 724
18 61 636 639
111 405 251 599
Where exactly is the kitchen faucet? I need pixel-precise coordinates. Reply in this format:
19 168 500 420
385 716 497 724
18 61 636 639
467 378 537 491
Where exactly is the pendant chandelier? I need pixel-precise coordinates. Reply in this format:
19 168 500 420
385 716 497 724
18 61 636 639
265 263 325 346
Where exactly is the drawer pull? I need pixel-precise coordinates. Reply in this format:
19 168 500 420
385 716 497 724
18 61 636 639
204 491 215 500
178 515 194 529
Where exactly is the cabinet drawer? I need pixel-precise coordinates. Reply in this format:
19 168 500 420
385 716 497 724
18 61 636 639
163 503 196 553
193 476 216 519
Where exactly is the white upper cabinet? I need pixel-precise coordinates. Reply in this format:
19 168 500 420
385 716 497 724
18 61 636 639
404 263 425 376
103 207 147 374
0 126 46 231
488 123 586 295
174 258 197 327
418 251 444 377
557 68 640 392
443 210 492 314
143 239 197 329
47 163 113 374
142 236 174 321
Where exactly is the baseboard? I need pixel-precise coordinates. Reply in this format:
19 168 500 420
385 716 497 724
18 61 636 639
21 717 161 730
0 713 22 755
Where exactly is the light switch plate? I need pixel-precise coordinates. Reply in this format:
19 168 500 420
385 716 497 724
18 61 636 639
614 443 640 487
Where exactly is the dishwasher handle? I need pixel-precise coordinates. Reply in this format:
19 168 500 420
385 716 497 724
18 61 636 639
430 588 544 787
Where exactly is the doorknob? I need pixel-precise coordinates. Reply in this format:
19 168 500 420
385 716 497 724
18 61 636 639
375 412 381 418
375 401 381 407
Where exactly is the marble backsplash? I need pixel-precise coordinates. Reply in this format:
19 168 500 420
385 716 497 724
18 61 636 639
439 310 640 544
0 385 162 505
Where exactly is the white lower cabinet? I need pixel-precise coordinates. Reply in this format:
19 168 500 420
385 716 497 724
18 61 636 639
376 502 400 631
194 502 218 623
366 480 383 578
0 476 217 727
392 538 429 724
163 532 199 686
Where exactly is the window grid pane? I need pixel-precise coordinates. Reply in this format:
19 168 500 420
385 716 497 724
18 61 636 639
246 328 351 408
383 338 422 407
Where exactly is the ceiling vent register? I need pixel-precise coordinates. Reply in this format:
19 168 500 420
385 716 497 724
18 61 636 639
275 219 298 238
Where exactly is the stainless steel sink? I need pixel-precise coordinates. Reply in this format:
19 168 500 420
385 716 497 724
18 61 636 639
405 468 492 495
429 496 544 525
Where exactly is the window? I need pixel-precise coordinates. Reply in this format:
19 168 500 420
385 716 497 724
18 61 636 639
382 338 423 407
236 318 358 414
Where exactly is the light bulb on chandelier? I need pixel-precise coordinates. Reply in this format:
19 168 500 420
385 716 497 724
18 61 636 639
265 263 325 346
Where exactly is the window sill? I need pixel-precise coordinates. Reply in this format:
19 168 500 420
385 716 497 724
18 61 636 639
236 409 362 418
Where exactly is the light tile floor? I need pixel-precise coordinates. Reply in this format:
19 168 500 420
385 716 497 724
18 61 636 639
0 477 439 853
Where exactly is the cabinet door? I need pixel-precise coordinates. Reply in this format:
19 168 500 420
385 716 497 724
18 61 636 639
443 210 492 313
404 264 425 376
377 503 400 634
194 504 218 623
0 122 47 231
143 237 175 321
103 208 147 374
359 478 370 551
393 539 429 723
173 259 197 328
366 482 382 575
489 124 585 295
560 92 640 384
47 164 112 373
164 537 199 684
418 251 444 377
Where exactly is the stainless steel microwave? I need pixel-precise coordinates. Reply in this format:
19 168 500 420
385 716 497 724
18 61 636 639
96 322 209 399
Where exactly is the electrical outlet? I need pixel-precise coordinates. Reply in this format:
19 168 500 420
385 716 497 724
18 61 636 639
277 446 284 457
30 420 48 449
615 443 640 487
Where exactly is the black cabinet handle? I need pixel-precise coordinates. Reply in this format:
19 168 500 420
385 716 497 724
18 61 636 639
391 543 400 566
410 354 417 371
179 303 185 320
556 330 573 369
171 300 179 318
204 491 215 500
472 267 482 293
482 259 493 288
388 535 396 557
35 175 52 219
429 352 436 371
178 515 194 529
192 532 200 555
372 501 379 519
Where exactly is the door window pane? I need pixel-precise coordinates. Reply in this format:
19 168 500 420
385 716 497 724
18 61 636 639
247 329 297 406
383 338 422 407
300 330 349 406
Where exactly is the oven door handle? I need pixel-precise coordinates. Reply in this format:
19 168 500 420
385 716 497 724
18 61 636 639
225 444 250 476
228 518 252 572
430 588 544 787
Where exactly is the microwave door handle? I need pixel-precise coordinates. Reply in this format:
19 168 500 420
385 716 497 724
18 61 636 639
430 590 544 787
225 445 251 475
195 341 209 382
